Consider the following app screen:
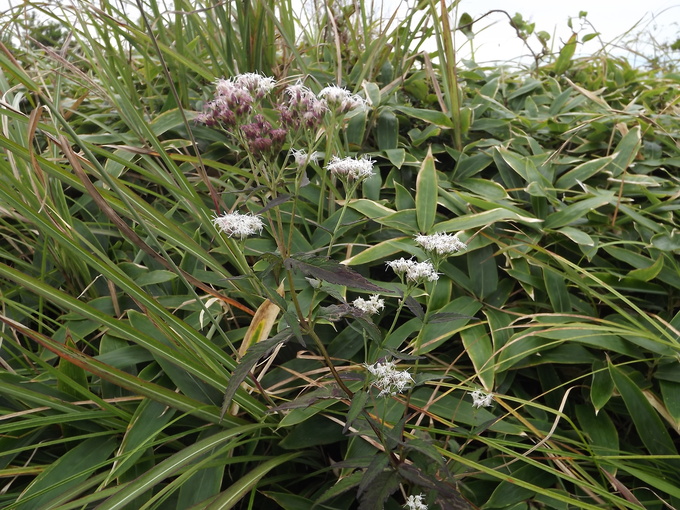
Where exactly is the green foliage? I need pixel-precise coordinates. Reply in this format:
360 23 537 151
1 1 680 509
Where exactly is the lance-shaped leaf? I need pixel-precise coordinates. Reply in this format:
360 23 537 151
284 255 392 293
221 328 293 419
267 386 346 413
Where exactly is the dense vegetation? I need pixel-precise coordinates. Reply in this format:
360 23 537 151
1 1 679 509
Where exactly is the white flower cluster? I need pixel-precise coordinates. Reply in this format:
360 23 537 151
404 493 428 510
212 211 264 240
386 258 439 284
318 85 368 112
290 148 321 167
352 294 385 315
470 389 494 408
326 155 375 182
415 232 467 256
233 72 277 97
364 360 413 397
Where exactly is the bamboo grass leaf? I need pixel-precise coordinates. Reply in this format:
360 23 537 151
415 147 438 233
284 256 392 293
192 452 301 510
95 426 270 510
15 436 118 510
220 329 293 420
609 363 678 458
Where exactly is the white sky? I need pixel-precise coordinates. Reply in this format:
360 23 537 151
2 0 678 65
379 0 680 65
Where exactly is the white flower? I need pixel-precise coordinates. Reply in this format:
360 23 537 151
470 389 494 408
212 211 264 240
404 494 428 510
215 78 237 96
234 73 276 96
290 148 321 166
365 360 414 397
318 85 367 112
415 232 467 256
386 258 439 284
352 295 385 315
285 82 316 103
326 155 375 181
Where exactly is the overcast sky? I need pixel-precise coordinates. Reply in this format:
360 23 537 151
380 0 680 64
2 0 678 65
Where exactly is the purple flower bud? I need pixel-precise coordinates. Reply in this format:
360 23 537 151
270 128 287 144
249 137 273 155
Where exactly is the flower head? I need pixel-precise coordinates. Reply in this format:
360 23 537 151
386 258 439 284
215 79 254 115
404 494 428 510
290 148 321 167
365 360 413 397
470 389 494 408
326 155 375 182
415 232 467 256
279 82 327 130
318 85 368 113
197 78 254 126
212 211 264 240
352 295 385 315
233 73 276 98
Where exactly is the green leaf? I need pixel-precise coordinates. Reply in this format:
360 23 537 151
590 360 614 412
345 199 396 218
346 109 367 147
16 436 118 510
609 363 678 457
135 269 178 286
376 108 399 150
96 426 275 510
574 405 619 474
553 33 577 75
345 390 370 433
279 415 344 449
544 192 615 229
358 457 399 509
109 399 176 480
393 106 454 128
554 226 594 246
651 231 680 252
284 256 392 293
384 148 406 168
57 337 91 400
543 267 571 313
220 328 292 419
628 255 663 281
459 178 508 200
313 471 364 506
262 492 335 510
177 429 226 508
461 324 494 390
457 12 474 38
435 208 542 232
496 147 550 196
468 245 498 299
607 126 641 177
659 380 680 427
417 297 482 354
415 147 438 233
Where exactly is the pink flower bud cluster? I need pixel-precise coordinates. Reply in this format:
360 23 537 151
277 83 328 131
197 74 369 160
197 78 256 127
240 114 287 158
